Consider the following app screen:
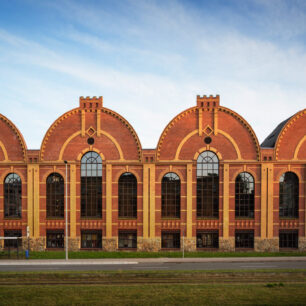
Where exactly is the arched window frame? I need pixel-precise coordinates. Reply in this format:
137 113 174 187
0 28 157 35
279 172 299 218
118 172 137 218
4 173 22 218
46 173 64 218
81 151 102 218
235 172 255 218
161 172 181 218
196 151 219 218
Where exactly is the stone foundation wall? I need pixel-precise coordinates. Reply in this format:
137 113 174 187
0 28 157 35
181 238 196 251
25 237 46 251
298 237 306 251
254 238 279 252
102 238 117 251
138 238 161 252
219 237 235 251
68 238 80 251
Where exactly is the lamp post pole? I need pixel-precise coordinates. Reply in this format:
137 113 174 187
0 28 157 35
64 160 68 261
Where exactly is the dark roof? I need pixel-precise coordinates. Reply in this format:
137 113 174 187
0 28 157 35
261 117 292 148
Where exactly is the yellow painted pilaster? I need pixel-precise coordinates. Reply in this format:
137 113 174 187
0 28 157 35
186 163 193 238
27 165 40 238
149 164 156 238
267 164 274 238
305 166 306 237
143 164 149 239
97 110 101 137
213 108 218 135
198 108 202 136
260 166 267 238
106 164 112 238
70 164 76 238
223 163 229 238
81 110 85 137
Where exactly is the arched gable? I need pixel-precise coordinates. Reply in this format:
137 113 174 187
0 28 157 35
275 109 306 161
156 96 260 161
40 97 142 162
0 114 27 162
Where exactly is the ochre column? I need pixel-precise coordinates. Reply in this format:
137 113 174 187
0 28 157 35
260 165 267 238
106 164 112 238
149 164 156 238
186 163 193 238
143 164 149 239
267 164 274 239
27 165 39 238
70 164 76 238
223 163 229 238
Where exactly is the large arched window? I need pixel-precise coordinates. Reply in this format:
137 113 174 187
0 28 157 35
81 151 102 218
4 173 22 218
197 151 219 218
279 172 299 218
46 173 64 218
118 172 137 218
161 172 180 218
235 172 254 218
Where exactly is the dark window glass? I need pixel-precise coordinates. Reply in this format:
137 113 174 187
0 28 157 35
279 231 298 248
235 172 254 218
118 231 137 248
197 151 219 218
81 230 102 248
196 231 219 248
46 230 64 248
4 230 22 248
46 173 64 218
4 173 22 218
235 231 254 248
81 151 102 218
118 173 137 218
279 172 299 218
162 172 180 218
161 232 180 249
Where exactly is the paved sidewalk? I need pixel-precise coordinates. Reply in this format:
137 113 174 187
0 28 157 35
0 256 306 265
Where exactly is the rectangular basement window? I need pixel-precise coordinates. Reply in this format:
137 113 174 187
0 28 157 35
279 230 298 248
81 230 102 249
118 231 137 249
161 231 180 249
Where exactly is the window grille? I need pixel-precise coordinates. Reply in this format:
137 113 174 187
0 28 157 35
4 173 22 218
197 151 219 218
235 172 254 218
235 231 254 248
81 230 102 248
161 232 180 249
46 230 64 248
81 151 102 218
46 173 64 218
279 172 299 218
279 230 298 248
162 172 180 218
118 173 137 218
118 231 137 248
196 231 219 248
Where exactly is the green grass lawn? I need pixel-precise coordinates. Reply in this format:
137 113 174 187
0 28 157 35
1 250 305 260
0 270 305 305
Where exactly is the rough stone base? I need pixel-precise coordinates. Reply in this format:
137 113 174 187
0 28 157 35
219 237 235 252
298 237 306 251
255 238 279 252
68 238 80 251
181 238 196 251
138 238 161 252
24 238 46 251
102 238 117 251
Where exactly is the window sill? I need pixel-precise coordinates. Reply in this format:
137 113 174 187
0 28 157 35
279 217 299 220
235 217 255 220
118 217 137 220
46 217 65 220
161 248 181 251
81 248 103 251
118 248 137 251
197 248 219 251
196 217 219 220
161 217 181 220
4 217 22 220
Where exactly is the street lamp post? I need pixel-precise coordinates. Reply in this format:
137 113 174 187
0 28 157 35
64 160 68 261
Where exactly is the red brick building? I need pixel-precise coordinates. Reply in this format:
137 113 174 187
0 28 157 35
0 95 305 251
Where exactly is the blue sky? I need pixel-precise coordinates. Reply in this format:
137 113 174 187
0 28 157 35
0 0 305 149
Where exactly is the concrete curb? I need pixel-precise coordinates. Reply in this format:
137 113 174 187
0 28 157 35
0 256 306 265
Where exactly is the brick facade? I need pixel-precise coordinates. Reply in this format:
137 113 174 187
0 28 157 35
0 95 305 251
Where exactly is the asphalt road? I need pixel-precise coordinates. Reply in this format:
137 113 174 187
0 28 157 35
1 260 306 271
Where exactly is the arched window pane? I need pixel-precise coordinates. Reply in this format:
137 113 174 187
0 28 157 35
235 172 254 218
279 172 299 218
81 151 102 218
46 173 64 218
4 173 22 218
162 172 180 218
196 151 219 218
118 172 137 218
